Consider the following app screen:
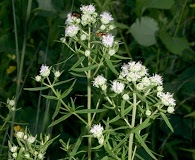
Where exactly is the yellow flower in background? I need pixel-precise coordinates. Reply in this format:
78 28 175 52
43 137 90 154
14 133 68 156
7 54 16 60
6 66 16 74
14 125 24 132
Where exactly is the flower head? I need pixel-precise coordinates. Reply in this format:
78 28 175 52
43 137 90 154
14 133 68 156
10 146 18 153
90 124 104 138
54 71 61 78
40 65 50 77
150 74 163 86
27 136 36 144
167 106 175 113
111 81 125 94
65 25 79 37
160 92 176 107
100 12 113 24
35 75 41 82
93 75 107 90
102 34 114 47
65 13 81 24
80 4 96 15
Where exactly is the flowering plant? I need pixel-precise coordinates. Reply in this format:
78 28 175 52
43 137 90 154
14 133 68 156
7 3 176 160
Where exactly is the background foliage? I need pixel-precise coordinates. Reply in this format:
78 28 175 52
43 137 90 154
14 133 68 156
0 0 195 159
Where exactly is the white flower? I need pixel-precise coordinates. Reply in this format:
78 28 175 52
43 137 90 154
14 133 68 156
38 153 44 159
65 24 79 37
54 71 61 78
60 37 66 43
16 131 24 139
23 135 27 140
98 135 104 145
65 13 80 24
109 24 115 30
146 110 152 116
81 14 97 26
157 86 163 92
93 75 107 88
84 50 90 57
27 136 36 144
150 74 163 86
12 152 17 158
10 146 17 153
40 65 50 77
100 24 106 30
80 4 96 15
136 83 144 91
142 77 151 86
35 75 41 82
90 124 104 138
80 34 87 41
100 12 114 24
122 94 129 100
167 106 175 113
111 81 125 94
7 99 15 106
24 153 30 158
108 49 116 56
102 34 114 47
160 92 176 107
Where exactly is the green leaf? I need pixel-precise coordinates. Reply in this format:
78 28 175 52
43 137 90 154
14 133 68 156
159 32 190 55
130 16 159 46
146 0 174 9
184 111 195 118
69 56 85 70
71 64 99 72
160 112 174 132
52 100 61 120
75 109 107 114
41 94 57 100
24 86 50 91
60 79 76 99
115 22 130 29
48 113 72 127
136 133 157 160
105 58 119 75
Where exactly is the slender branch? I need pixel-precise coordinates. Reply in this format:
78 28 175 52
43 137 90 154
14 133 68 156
87 26 92 160
128 92 137 160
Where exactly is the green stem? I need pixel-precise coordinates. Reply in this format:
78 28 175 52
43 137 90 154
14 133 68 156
128 93 137 160
174 0 188 37
11 0 32 142
87 26 92 160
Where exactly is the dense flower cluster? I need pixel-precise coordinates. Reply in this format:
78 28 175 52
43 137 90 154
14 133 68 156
35 65 62 82
61 4 118 57
93 61 176 114
9 129 51 160
90 124 104 145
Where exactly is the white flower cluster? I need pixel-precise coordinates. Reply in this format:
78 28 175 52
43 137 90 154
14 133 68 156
119 61 148 82
93 75 107 91
9 130 51 160
94 61 176 114
7 98 16 111
62 4 117 57
90 124 104 145
35 65 62 82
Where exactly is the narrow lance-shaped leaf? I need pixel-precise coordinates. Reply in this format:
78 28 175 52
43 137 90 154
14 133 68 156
69 56 85 71
160 112 174 132
48 113 72 128
136 133 157 160
52 100 61 120
105 57 119 75
71 64 99 72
